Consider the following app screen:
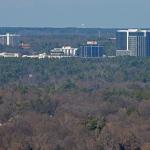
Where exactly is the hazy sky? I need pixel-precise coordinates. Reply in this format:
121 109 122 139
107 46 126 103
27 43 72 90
0 0 149 27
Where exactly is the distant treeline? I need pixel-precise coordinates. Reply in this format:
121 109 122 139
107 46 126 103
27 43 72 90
0 27 117 36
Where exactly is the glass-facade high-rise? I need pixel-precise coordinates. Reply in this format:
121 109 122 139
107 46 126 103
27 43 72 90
116 29 150 57
146 32 150 57
79 42 104 58
116 31 127 50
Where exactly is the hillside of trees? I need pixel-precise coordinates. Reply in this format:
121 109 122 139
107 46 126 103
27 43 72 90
0 57 150 150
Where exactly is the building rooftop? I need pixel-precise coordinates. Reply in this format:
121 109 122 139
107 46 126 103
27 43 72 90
117 29 147 33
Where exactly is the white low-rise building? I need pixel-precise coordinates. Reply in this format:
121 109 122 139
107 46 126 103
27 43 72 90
62 46 78 56
22 53 47 59
22 55 39 58
38 53 47 59
50 46 78 57
0 52 19 58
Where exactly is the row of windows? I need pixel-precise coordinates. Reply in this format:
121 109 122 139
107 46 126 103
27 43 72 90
129 32 145 36
79 45 104 57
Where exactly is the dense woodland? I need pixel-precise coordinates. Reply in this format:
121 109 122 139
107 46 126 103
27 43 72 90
0 57 150 150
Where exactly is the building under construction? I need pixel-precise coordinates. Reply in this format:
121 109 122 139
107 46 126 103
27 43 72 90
0 33 20 47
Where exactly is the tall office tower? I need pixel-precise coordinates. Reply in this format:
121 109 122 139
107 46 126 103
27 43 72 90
116 29 150 57
117 30 128 51
79 41 104 58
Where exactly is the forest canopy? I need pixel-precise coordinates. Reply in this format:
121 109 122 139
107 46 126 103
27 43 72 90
0 57 150 150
